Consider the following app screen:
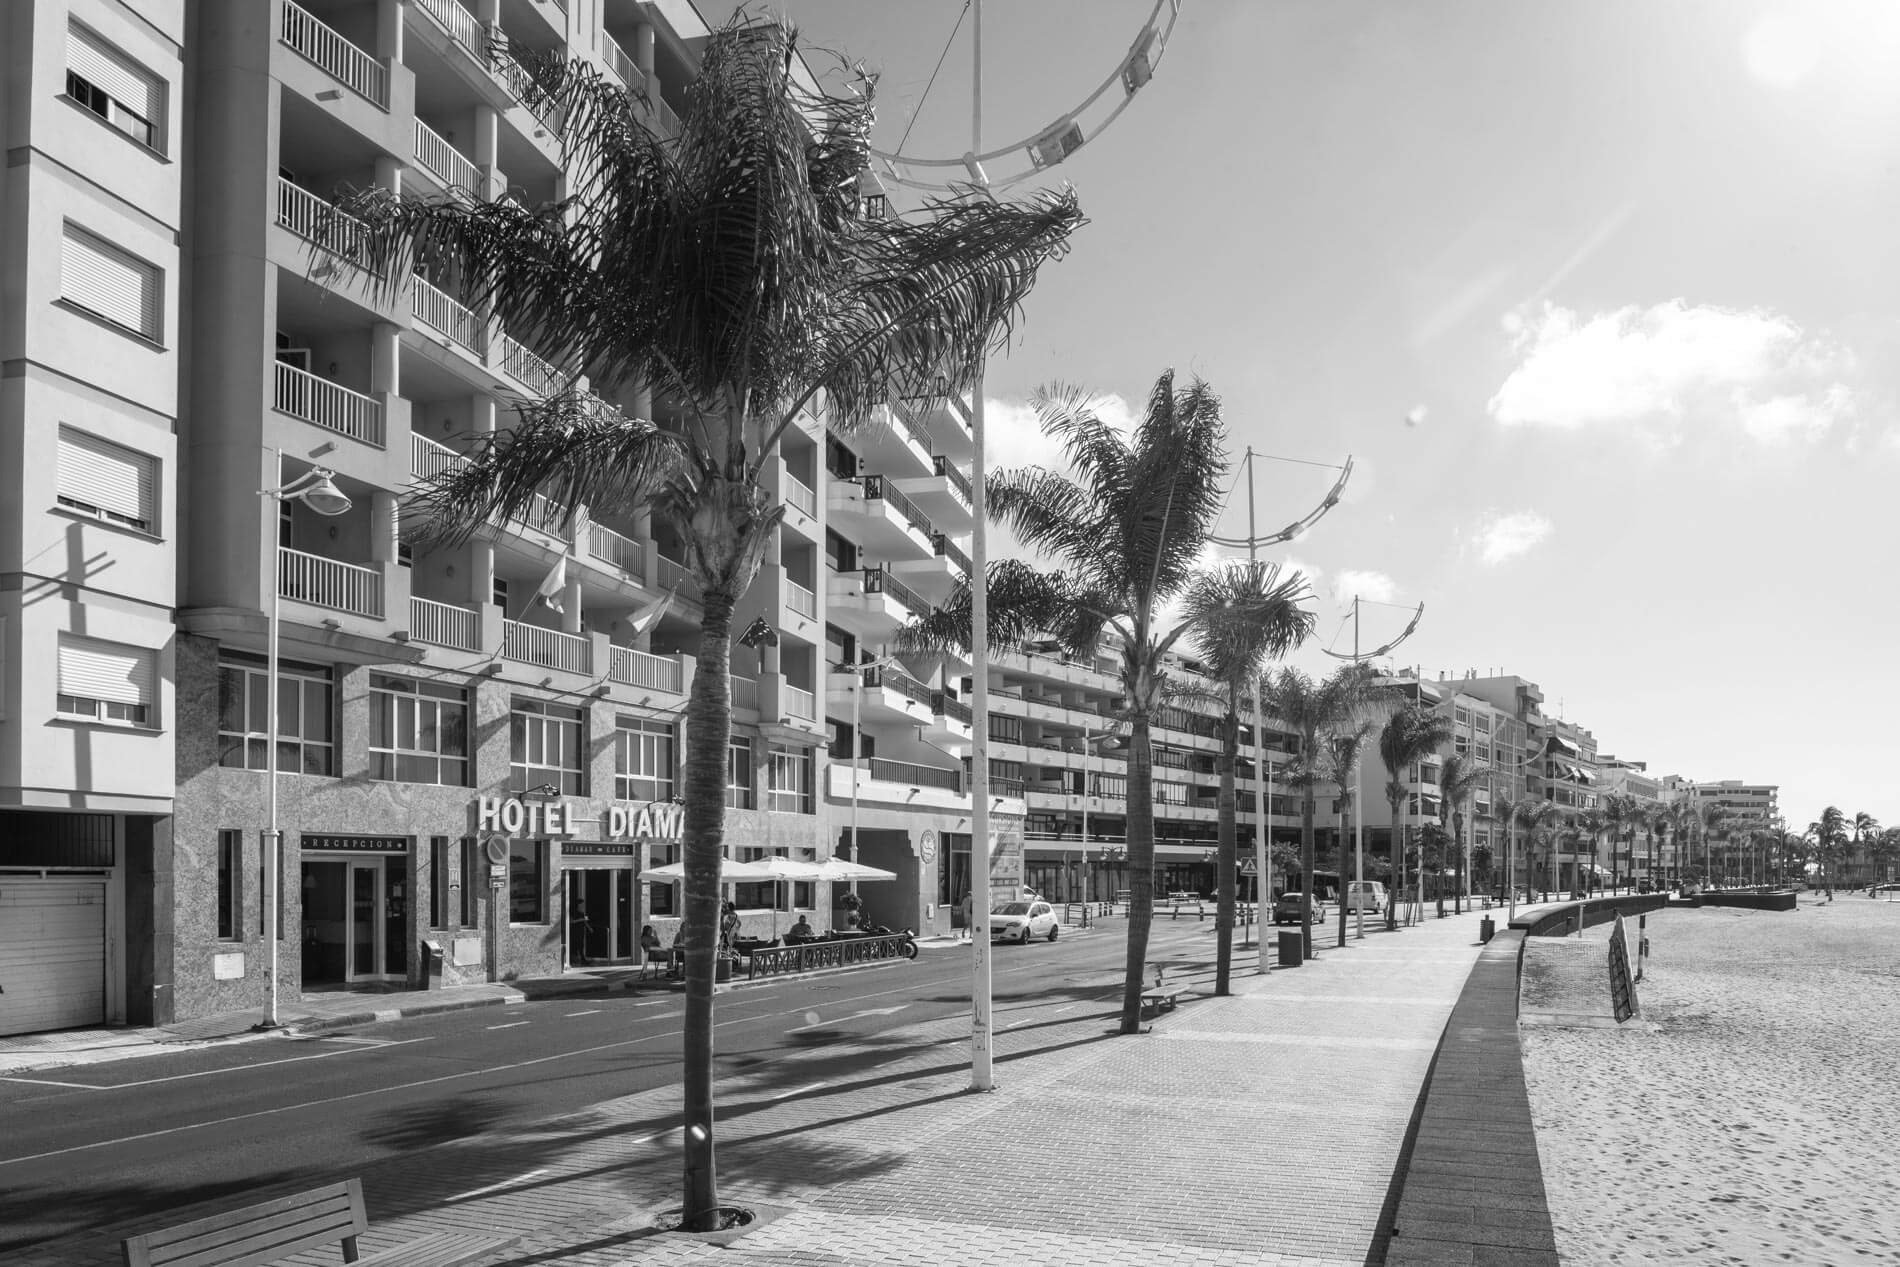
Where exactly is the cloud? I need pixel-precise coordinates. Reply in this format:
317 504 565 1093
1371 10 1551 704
1487 300 1858 442
1330 569 1397 604
1471 511 1552 566
983 391 1139 474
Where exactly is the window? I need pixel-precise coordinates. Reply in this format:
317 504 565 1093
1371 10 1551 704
65 25 163 151
370 675 469 786
57 427 157 532
767 745 813 814
614 718 676 802
217 830 243 940
510 698 584 795
509 839 547 923
988 714 1023 744
61 223 162 341
1092 773 1127 798
726 738 754 809
217 653 334 774
56 634 158 727
492 576 509 608
731 880 777 909
429 837 450 929
459 837 481 928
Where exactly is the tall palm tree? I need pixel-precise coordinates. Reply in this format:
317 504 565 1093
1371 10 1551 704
1181 561 1315 994
1436 752 1488 913
1377 704 1454 930
905 373 1283 1034
351 19 1083 1228
1325 718 1382 946
1852 812 1881 888
1600 793 1636 893
1262 663 1386 956
1573 808 1608 895
1516 798 1560 901
1646 805 1672 891
1812 805 1848 898
1490 794 1534 906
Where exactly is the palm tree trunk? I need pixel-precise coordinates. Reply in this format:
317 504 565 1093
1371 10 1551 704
1335 796 1349 948
1214 707 1237 995
1385 798 1403 931
1119 714 1158 1033
680 588 736 1231
1300 790 1317 959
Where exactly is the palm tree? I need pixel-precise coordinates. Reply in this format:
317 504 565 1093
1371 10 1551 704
1852 812 1881 888
1262 663 1386 956
1180 562 1315 994
1325 717 1382 946
1517 798 1561 901
1600 793 1637 893
1377 704 1454 930
351 19 1083 1228
1490 794 1536 907
905 373 1289 1034
1435 752 1488 913
1646 806 1672 891
1812 805 1848 898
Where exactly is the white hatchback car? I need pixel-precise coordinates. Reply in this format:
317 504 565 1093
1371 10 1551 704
990 900 1059 943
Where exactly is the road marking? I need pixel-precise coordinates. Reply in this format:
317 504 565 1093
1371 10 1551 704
0 1076 102 1089
486 1022 530 1030
564 1010 602 1017
771 1081 830 1100
785 1004 909 1034
446 1168 550 1203
0 1038 437 1092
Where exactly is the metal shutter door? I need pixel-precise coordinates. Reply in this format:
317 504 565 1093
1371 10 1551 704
0 878 107 1036
57 637 156 707
66 26 158 123
58 428 154 526
61 228 159 339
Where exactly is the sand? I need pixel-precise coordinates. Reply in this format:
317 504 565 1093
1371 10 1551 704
1520 896 1900 1265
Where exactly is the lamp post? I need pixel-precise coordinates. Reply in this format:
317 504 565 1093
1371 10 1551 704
1077 723 1123 927
257 457 352 1030
835 650 903 909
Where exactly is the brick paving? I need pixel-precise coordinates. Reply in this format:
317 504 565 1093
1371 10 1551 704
15 912 1552 1267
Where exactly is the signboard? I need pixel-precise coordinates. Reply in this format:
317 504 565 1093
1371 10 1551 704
1239 858 1257 876
918 829 938 864
988 824 1025 902
300 834 408 853
563 843 635 857
472 797 685 844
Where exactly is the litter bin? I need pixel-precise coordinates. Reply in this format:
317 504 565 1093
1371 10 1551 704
1479 916 1495 944
1276 930 1303 968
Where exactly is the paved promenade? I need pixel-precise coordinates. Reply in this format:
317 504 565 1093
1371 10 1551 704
13 909 1537 1267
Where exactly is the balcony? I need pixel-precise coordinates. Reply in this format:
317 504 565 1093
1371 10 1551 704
277 178 379 277
490 41 562 134
931 692 974 747
783 470 817 519
786 577 817 620
826 565 922 638
827 474 933 559
587 522 645 583
274 362 384 448
782 683 816 721
279 547 383 617
732 675 759 713
281 0 388 109
609 646 683 694
410 433 467 483
894 456 974 531
414 0 483 54
411 273 487 356
504 622 591 673
827 756 968 814
413 120 483 198
499 332 561 396
409 596 480 650
827 662 935 727
601 30 648 91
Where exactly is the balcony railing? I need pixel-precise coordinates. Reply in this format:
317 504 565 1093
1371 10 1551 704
656 554 690 592
414 0 483 52
932 533 972 576
862 566 924 613
864 664 933 709
500 332 561 395
988 776 1027 799
281 0 388 108
783 684 816 720
504 622 591 674
610 646 682 693
933 692 973 725
587 522 644 581
886 404 931 453
490 42 561 133
600 31 647 91
413 119 482 197
411 273 487 354
274 362 384 447
786 578 817 619
410 433 466 483
732 675 759 712
862 475 932 539
867 757 959 792
279 547 382 617
932 454 974 505
409 596 480 650
277 178 379 274
784 471 816 517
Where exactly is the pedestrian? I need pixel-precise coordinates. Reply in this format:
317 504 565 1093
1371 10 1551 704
570 901 591 967
960 890 974 942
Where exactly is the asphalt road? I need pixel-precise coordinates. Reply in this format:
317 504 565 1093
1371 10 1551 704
0 918 1227 1252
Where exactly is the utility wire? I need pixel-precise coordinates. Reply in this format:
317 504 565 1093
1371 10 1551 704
894 1 971 160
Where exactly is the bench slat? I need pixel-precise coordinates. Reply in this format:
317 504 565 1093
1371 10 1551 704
122 1181 366 1267
357 1232 501 1267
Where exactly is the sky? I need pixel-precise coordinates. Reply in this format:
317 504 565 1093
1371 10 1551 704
737 0 1900 832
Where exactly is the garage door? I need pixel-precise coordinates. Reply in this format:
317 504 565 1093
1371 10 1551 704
0 877 106 1037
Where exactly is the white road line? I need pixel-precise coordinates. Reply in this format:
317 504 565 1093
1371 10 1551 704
0 1076 102 1090
486 1022 530 1030
564 1010 602 1017
0 1038 437 1092
445 1168 550 1203
770 1081 830 1100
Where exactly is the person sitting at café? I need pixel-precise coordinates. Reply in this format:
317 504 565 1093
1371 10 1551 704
786 914 815 944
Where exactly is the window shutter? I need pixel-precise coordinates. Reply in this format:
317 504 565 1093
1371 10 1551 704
58 636 156 707
61 226 160 339
58 427 155 527
67 25 158 123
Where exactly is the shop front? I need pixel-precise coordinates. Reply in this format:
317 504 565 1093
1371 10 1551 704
298 835 410 987
561 844 637 967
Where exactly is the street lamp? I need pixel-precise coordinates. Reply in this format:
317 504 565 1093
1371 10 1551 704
257 458 351 1030
833 650 904 906
1076 723 1124 925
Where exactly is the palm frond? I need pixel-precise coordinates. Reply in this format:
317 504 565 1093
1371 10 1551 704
1179 561 1316 686
985 467 1102 565
893 560 1074 658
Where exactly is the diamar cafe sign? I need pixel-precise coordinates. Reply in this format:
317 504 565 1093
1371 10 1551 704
474 796 685 842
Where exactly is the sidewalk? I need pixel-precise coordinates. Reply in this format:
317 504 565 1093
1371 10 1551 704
14 907 1516 1267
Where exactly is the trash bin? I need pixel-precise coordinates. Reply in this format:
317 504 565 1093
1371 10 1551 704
1479 916 1495 944
423 939 445 989
1276 930 1303 968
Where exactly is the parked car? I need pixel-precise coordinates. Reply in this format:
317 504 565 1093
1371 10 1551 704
1272 891 1323 924
1342 881 1385 914
991 900 1059 943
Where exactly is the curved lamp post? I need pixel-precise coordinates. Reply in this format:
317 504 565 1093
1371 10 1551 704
257 460 351 1029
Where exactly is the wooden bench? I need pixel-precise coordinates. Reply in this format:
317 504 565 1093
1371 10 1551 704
1140 963 1178 1017
121 1177 498 1267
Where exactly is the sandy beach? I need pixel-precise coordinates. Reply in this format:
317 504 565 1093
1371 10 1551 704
1521 895 1900 1265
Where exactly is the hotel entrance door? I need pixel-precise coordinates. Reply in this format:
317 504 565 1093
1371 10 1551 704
302 855 408 985
564 868 635 966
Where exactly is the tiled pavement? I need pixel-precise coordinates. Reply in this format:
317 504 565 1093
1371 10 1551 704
14 909 1557 1267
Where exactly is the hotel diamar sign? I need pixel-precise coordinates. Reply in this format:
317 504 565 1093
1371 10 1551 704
475 797 685 843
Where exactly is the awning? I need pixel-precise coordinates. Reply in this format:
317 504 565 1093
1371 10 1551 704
641 858 781 882
813 857 898 882
1574 766 1596 785
1546 736 1579 758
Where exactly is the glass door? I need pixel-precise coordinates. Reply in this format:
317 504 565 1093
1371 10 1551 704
348 862 383 981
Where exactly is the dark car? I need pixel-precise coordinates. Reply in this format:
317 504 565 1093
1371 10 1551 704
1272 891 1323 925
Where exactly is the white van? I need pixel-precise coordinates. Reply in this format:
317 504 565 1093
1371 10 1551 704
1343 881 1386 914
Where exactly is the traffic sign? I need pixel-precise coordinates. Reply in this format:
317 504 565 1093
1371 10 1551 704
1239 858 1258 876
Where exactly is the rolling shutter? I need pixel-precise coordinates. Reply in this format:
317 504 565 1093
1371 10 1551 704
58 427 155 529
67 24 158 124
61 226 161 340
57 636 156 708
0 878 107 1036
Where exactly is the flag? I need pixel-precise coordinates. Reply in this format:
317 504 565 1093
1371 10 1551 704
623 586 679 639
535 554 567 613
